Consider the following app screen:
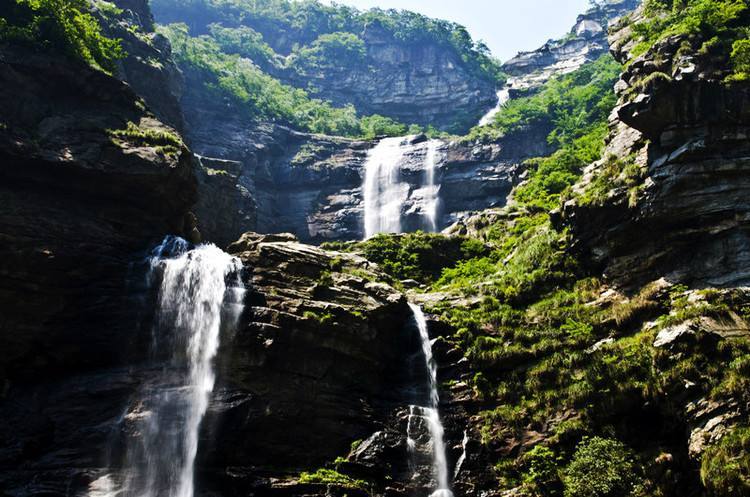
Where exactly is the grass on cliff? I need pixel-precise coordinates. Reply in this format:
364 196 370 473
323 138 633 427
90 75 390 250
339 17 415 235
628 0 750 81
0 0 123 73
298 468 368 490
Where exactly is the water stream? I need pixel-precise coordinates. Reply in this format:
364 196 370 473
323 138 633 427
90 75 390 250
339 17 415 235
478 88 511 127
409 303 454 497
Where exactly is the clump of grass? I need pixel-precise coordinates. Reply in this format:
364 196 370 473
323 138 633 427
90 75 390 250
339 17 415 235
298 468 368 490
107 121 182 156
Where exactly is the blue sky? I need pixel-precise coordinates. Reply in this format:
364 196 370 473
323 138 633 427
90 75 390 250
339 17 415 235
321 0 592 62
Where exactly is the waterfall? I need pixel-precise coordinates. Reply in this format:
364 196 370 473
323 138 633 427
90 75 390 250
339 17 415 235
409 303 454 497
424 139 442 233
363 136 409 238
478 88 511 126
91 236 244 497
362 136 443 238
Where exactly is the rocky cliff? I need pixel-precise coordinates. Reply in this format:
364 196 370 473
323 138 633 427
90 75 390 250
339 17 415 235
0 37 198 493
185 112 527 245
560 6 750 288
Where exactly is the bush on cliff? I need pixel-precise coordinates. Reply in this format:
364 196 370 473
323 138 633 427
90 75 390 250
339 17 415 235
563 437 642 497
0 0 123 73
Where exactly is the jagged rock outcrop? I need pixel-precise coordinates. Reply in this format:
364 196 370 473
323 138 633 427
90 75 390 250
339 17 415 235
560 5 750 288
101 0 187 131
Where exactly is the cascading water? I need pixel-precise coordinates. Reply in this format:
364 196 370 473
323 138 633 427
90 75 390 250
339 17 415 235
363 136 444 238
424 139 442 233
478 88 511 126
363 136 409 238
409 303 454 497
91 236 244 497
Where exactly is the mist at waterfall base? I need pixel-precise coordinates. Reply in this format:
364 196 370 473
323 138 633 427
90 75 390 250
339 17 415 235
363 136 443 239
408 304 455 497
89 236 244 497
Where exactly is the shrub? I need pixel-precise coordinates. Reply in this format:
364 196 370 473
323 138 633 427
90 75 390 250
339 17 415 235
563 437 642 497
701 426 750 497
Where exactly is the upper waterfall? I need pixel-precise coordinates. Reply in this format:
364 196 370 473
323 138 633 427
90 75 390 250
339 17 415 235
478 88 511 127
362 136 445 239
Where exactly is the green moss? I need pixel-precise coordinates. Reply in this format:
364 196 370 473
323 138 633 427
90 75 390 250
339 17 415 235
303 310 335 326
107 121 182 156
576 154 646 207
298 468 367 490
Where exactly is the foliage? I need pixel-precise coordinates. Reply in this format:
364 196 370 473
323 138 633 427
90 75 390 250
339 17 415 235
563 437 642 497
322 232 488 285
107 121 182 156
290 31 366 73
467 54 620 144
302 310 335 326
298 468 367 489
158 23 415 137
0 0 123 73
701 426 750 497
729 38 750 81
522 445 564 496
208 23 279 69
463 55 621 210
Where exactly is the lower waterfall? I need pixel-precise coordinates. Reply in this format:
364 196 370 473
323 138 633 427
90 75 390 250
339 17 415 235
91 236 244 497
409 303 454 497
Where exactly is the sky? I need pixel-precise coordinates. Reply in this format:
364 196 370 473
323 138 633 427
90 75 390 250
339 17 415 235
321 0 592 62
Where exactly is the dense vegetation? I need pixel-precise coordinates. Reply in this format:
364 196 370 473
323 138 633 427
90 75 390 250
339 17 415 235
159 23 419 137
328 11 750 490
150 0 502 82
628 0 750 80
0 0 123 73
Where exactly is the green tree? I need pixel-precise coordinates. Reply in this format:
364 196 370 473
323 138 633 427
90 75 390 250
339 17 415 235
563 437 642 497
0 0 123 73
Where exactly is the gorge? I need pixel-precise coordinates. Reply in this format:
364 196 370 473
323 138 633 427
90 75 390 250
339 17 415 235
2 0 750 497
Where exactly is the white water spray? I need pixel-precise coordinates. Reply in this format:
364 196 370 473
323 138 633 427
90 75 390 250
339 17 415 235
409 303 454 497
478 88 511 127
424 139 442 233
363 136 409 238
91 237 244 497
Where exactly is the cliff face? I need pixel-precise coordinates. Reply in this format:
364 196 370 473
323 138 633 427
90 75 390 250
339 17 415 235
0 39 198 492
149 1 497 132
188 121 526 245
283 24 497 132
560 7 750 288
